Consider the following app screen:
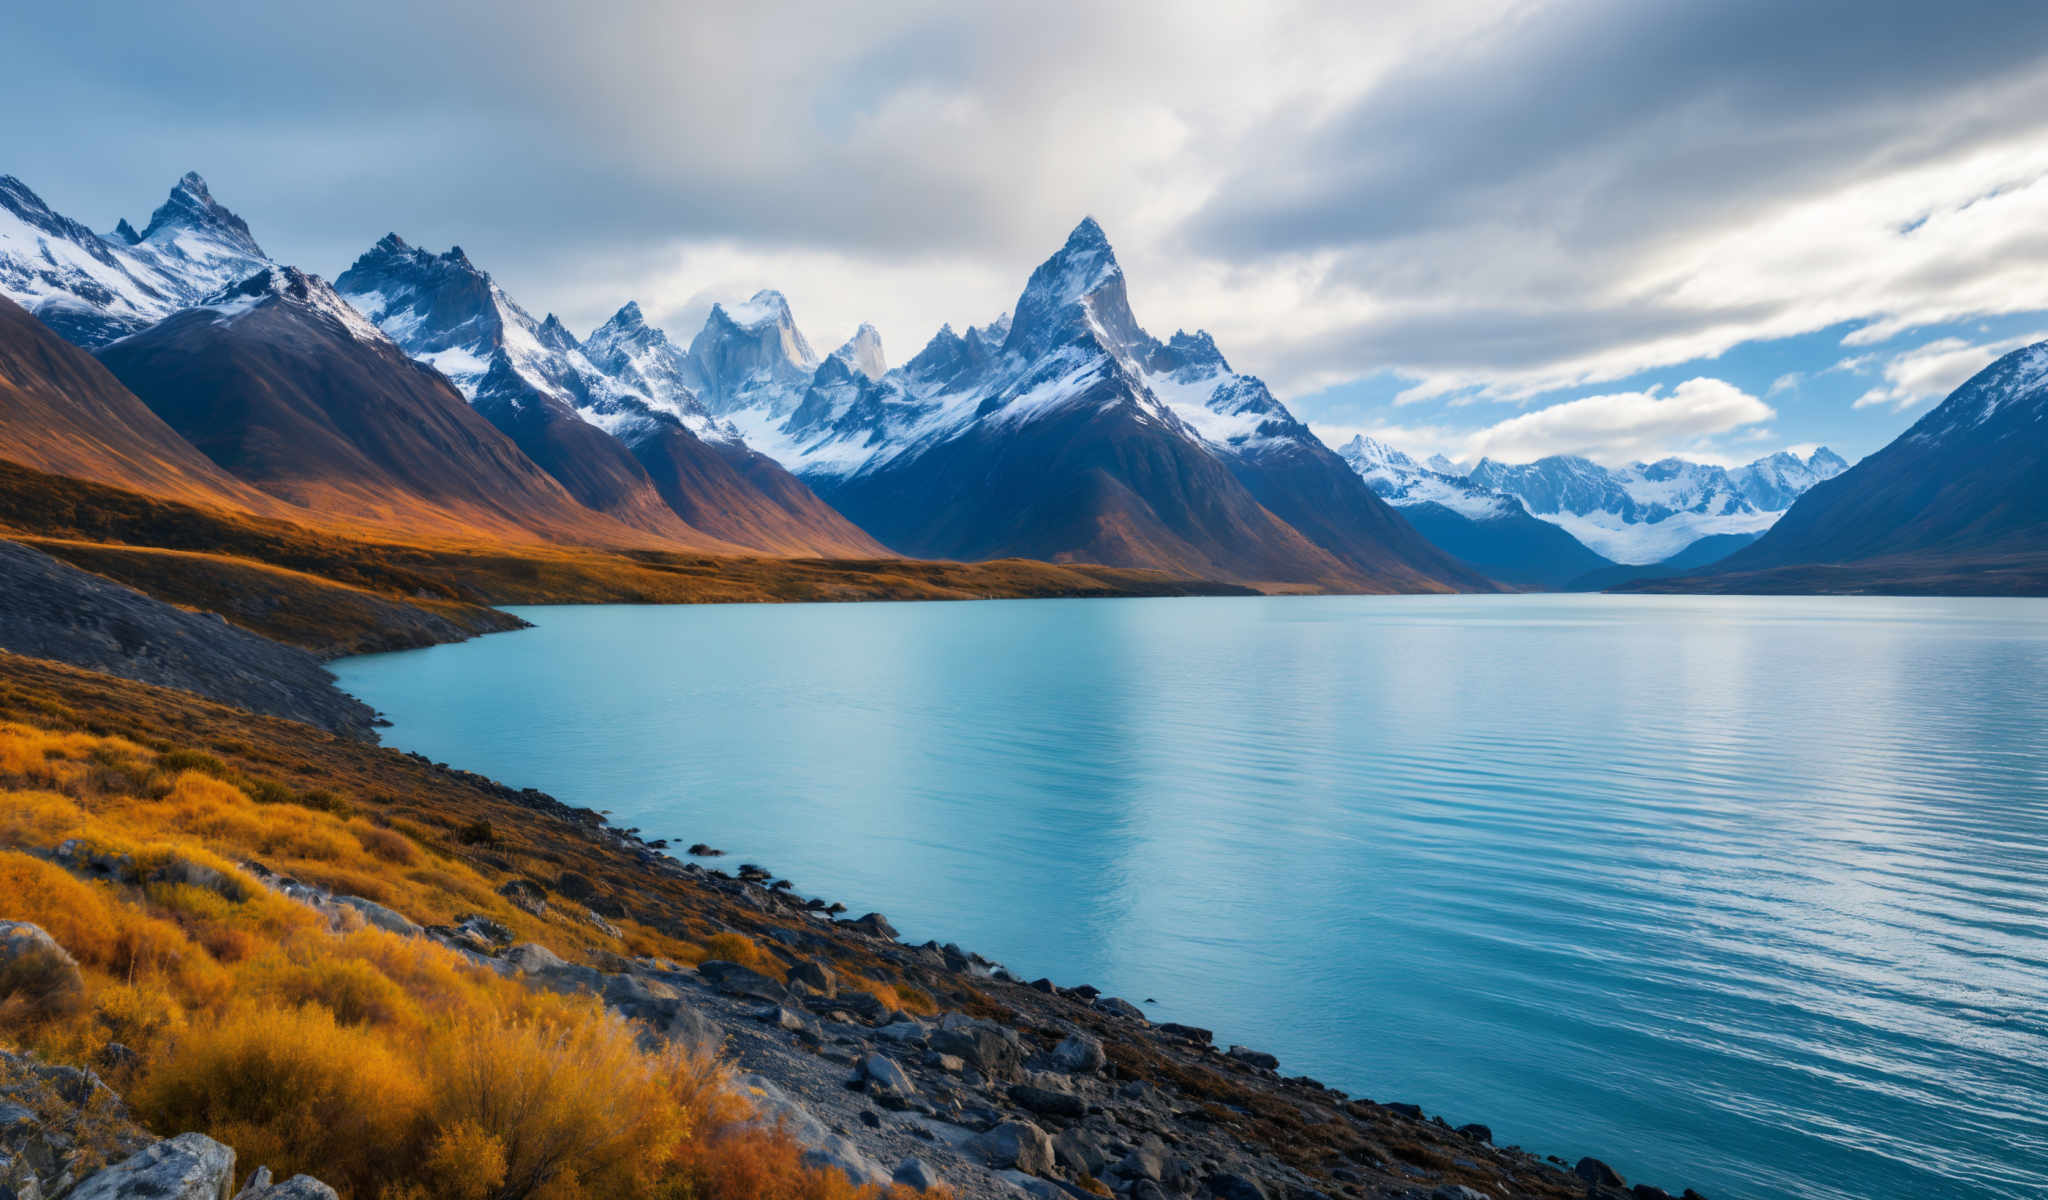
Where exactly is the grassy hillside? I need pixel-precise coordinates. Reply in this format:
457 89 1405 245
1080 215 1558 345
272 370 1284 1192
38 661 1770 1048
0 653 935 1199
0 459 1250 657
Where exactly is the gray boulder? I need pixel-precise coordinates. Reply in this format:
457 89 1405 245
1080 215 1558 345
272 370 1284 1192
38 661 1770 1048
857 1054 918 1105
930 1020 1025 1079
697 960 788 1002
1206 1172 1268 1200
846 912 899 940
1575 1158 1626 1188
1225 1046 1279 1071
787 960 836 997
799 1135 889 1189
968 1120 1055 1175
874 1019 928 1046
1049 1033 1105 1074
1093 997 1146 1022
68 1134 237 1200
232 1167 339 1200
500 943 569 974
1008 1083 1086 1120
892 1158 943 1192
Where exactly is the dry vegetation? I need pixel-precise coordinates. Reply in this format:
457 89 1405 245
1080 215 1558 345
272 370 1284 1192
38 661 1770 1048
0 460 1248 657
0 702 938 1200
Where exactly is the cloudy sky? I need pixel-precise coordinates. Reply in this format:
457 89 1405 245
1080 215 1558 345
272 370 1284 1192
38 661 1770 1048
12 0 2048 466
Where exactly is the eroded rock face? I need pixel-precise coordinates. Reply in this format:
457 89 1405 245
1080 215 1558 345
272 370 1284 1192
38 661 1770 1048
67 1133 238 1200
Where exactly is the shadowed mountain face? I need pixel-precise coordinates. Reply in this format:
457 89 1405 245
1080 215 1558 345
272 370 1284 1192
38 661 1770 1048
337 237 885 556
92 267 669 546
1657 342 2048 593
0 292 280 514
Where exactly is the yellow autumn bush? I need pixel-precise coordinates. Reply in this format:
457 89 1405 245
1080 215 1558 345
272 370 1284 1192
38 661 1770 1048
0 718 917 1200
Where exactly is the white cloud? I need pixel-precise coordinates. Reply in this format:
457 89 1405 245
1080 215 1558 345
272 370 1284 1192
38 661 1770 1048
1850 330 2048 411
1456 378 1774 464
11 0 2048 421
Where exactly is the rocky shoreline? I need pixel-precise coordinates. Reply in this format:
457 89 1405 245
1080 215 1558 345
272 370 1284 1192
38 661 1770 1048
0 621 1713 1200
0 778 1711 1200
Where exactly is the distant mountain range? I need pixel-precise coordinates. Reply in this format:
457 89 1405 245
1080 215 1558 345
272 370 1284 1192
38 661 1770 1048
0 172 1480 591
1632 342 2048 593
1340 436 1850 587
1 168 2039 595
659 218 1483 590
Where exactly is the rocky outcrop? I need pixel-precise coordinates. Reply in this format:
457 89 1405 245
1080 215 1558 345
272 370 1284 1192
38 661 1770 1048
66 1134 238 1200
0 540 374 737
0 1045 337 1200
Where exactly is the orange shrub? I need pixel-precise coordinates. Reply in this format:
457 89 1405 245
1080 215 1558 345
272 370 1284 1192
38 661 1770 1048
701 931 773 974
242 948 419 1028
134 1002 429 1196
350 820 418 866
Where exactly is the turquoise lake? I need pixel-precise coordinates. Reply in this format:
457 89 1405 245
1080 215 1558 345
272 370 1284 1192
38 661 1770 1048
331 594 2048 1200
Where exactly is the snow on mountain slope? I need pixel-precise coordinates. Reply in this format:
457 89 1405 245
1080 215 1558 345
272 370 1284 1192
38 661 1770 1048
196 265 389 345
0 172 271 346
1339 436 1523 521
672 217 1480 589
1465 448 1850 563
335 235 885 555
683 289 818 418
581 301 738 441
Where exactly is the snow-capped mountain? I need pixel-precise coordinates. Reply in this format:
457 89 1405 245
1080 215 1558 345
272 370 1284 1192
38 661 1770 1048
335 235 884 556
581 301 739 442
0 172 271 346
684 290 819 420
832 323 886 380
195 264 389 345
1700 339 2048 588
1341 436 1522 522
1338 435 1616 588
93 264 644 545
1463 448 1850 563
673 218 1482 589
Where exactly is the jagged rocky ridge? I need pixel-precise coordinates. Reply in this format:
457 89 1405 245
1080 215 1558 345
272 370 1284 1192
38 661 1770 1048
1339 437 1617 589
673 220 1484 590
1462 449 1848 564
1343 436 1849 569
335 236 886 555
0 173 271 347
92 266 666 546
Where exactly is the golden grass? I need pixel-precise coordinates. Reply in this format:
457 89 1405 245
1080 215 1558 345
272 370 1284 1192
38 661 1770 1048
0 458 1249 658
0 720 927 1200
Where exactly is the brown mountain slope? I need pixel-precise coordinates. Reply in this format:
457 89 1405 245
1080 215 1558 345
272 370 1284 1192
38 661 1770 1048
0 293 278 514
465 356 730 545
815 379 1376 591
632 428 888 557
92 269 712 550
